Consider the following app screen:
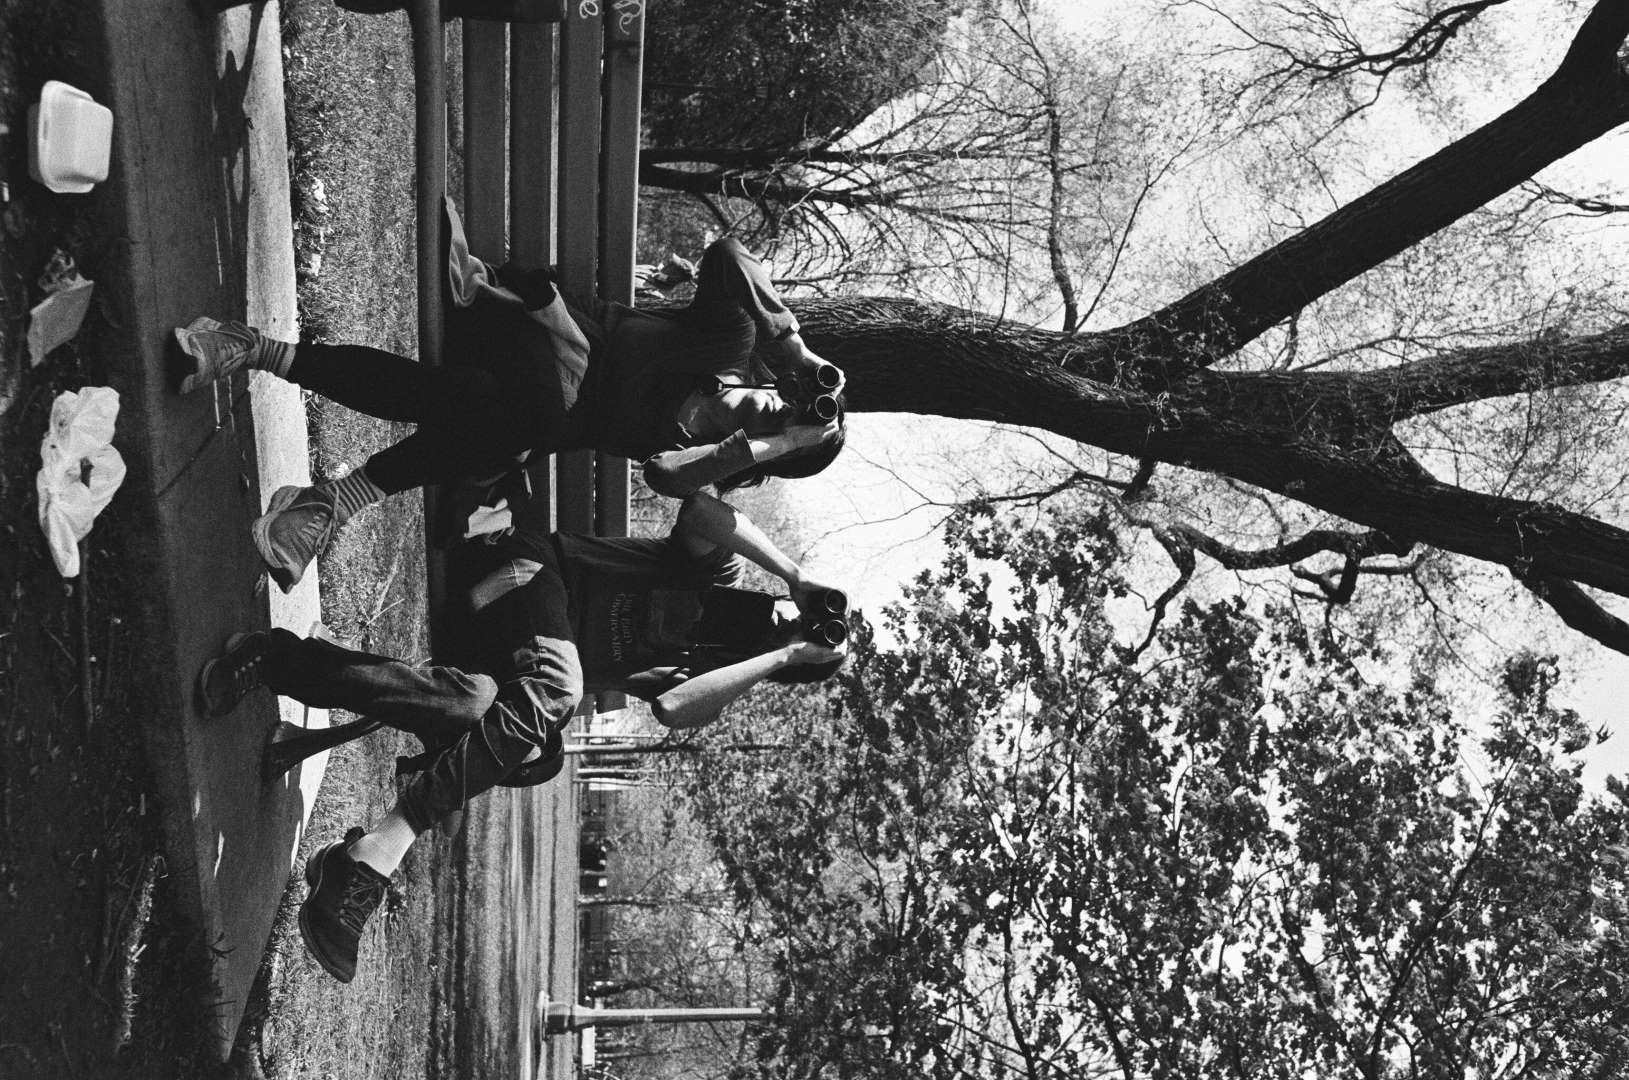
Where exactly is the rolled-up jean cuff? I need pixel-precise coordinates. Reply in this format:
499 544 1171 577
400 785 441 835
397 633 583 833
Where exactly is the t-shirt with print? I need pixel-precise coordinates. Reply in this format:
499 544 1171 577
553 531 752 696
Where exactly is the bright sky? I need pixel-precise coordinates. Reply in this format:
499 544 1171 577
786 0 1629 785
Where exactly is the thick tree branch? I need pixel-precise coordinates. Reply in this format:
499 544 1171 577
1374 325 1629 418
1517 574 1629 653
1149 521 1412 570
642 146 1041 168
1094 0 1629 384
797 294 1629 611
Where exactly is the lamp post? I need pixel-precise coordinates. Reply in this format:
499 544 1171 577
541 998 765 1035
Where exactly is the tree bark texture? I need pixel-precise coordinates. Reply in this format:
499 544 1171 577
799 298 1629 597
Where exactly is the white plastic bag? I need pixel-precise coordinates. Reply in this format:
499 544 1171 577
37 386 126 577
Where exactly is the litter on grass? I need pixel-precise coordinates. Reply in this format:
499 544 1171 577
28 80 113 194
37 386 126 578
28 249 96 365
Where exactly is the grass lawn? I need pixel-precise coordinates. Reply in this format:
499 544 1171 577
238 5 580 1077
0 2 227 1076
0 0 688 1072
0 1 540 1075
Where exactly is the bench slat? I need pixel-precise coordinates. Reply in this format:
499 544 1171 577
411 1 447 368
598 0 643 305
554 5 602 539
556 4 601 294
509 23 559 527
463 20 510 261
593 3 645 711
411 0 450 655
509 23 556 268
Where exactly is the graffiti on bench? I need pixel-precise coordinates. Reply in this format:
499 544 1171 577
577 0 643 33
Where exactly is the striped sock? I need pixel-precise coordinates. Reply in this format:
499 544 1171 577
249 335 296 379
320 468 387 527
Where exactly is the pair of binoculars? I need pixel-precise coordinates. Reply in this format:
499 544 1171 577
699 361 843 424
798 586 849 647
776 361 842 423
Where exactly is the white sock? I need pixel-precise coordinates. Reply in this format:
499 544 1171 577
348 809 418 878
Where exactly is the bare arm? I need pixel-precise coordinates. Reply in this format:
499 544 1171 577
641 408 839 498
642 433 758 498
651 639 843 730
670 491 834 600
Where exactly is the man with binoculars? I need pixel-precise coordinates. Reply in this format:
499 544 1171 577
194 492 847 984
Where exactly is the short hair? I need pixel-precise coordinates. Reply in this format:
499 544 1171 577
717 395 848 493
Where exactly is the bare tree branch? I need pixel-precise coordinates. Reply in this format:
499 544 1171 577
1518 178 1629 217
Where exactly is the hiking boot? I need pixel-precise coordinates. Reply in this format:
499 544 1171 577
196 631 272 718
252 485 338 593
299 827 389 983
173 316 259 394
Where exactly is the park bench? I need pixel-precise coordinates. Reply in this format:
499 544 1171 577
413 0 644 700
264 0 645 776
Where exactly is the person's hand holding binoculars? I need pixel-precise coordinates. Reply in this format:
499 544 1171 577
779 414 841 452
801 347 845 397
775 359 843 423
792 582 850 649
748 412 840 466
787 633 847 666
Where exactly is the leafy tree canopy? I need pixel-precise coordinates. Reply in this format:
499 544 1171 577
686 505 1629 1079
642 0 961 152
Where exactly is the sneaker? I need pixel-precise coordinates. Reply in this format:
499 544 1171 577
196 631 271 717
173 316 259 394
252 485 338 593
299 827 389 983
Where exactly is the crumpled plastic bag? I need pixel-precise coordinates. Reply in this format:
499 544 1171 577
37 386 126 577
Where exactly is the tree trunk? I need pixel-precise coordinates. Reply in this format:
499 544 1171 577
800 295 1629 598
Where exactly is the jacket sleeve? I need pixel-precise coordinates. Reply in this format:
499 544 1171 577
641 430 758 497
690 238 798 343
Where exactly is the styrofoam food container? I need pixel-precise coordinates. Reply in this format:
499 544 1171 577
28 80 114 194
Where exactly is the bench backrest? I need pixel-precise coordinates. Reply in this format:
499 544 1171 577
413 0 645 715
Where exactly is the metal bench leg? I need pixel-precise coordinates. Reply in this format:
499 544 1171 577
262 716 384 782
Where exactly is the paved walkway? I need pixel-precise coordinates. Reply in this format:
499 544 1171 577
96 0 326 1057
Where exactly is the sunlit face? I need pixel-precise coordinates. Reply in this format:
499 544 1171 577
720 387 798 436
677 386 799 440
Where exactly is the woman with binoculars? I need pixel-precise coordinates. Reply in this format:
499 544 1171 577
195 491 848 984
172 218 848 592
